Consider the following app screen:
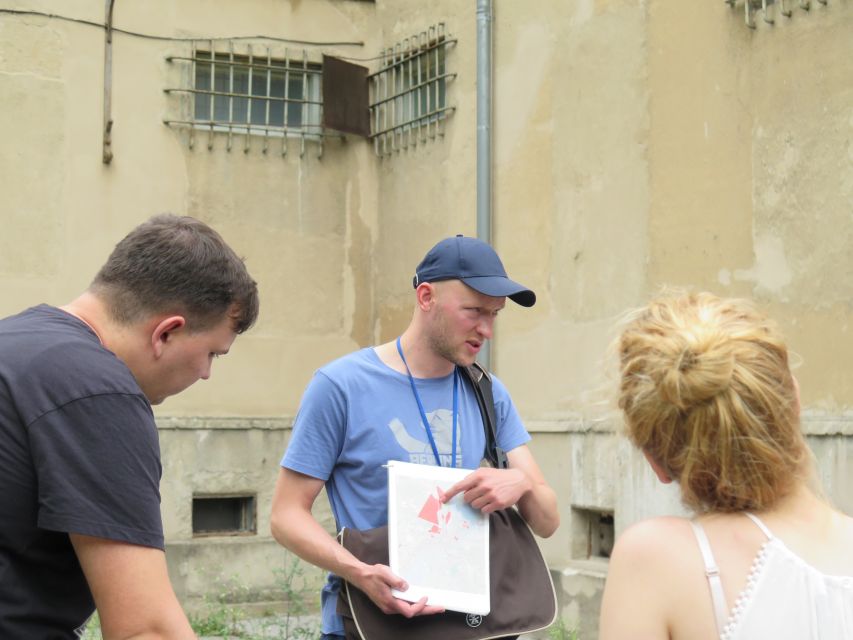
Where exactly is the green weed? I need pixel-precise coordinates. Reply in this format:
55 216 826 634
78 553 321 639
548 617 580 640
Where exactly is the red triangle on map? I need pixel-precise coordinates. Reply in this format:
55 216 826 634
417 493 442 525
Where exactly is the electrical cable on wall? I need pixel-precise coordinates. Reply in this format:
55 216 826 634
0 8 365 46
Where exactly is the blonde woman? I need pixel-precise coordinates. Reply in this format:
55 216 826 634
599 291 853 640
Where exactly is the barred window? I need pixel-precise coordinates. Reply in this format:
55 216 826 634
165 45 323 152
369 24 455 156
193 52 321 132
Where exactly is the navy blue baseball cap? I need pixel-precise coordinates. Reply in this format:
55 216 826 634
412 235 536 307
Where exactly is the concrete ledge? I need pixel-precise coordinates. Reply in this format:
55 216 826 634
154 412 853 435
801 413 853 436
560 558 609 579
527 417 618 434
156 416 293 431
527 412 853 436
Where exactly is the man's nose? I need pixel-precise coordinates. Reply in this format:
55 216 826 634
477 315 494 340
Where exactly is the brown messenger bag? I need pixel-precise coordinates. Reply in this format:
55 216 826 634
334 363 558 640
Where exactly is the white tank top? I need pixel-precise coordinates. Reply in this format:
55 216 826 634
690 513 853 640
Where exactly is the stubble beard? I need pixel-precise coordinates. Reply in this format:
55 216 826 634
427 316 476 369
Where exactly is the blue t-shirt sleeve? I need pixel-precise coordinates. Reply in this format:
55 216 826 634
282 370 347 481
491 373 531 454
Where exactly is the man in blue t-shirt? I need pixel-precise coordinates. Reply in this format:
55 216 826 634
270 235 559 639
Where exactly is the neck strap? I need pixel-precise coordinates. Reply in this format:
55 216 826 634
395 337 458 467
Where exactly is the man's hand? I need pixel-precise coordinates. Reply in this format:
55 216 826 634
271 469 445 619
441 467 531 514
440 446 560 538
349 562 445 617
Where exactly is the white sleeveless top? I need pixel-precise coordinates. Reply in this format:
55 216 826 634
690 513 853 640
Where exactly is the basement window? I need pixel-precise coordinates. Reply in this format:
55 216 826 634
368 23 456 155
571 507 614 559
192 494 256 537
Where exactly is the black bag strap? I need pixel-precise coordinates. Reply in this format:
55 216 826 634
458 362 508 470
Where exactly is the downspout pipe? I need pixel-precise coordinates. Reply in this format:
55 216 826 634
476 0 493 370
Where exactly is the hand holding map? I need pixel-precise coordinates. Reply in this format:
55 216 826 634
386 460 490 615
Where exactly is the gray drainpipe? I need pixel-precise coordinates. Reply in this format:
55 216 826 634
476 0 493 371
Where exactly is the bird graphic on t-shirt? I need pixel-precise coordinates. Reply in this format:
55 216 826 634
387 409 462 460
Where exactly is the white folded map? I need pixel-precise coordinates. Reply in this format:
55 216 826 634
387 460 490 615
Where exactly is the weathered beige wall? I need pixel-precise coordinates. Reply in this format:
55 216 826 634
3 0 853 636
158 420 331 609
0 0 380 414
0 0 380 611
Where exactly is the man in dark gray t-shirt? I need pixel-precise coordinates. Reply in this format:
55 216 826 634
0 215 259 639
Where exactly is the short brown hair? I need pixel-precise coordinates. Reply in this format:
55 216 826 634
91 214 259 333
617 291 807 513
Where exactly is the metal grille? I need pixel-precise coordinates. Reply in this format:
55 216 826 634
165 42 326 156
729 0 827 28
369 24 456 156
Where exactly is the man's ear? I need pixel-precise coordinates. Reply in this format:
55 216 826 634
151 316 186 358
643 450 673 484
416 282 437 311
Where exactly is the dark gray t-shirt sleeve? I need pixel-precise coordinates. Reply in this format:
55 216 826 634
28 393 164 549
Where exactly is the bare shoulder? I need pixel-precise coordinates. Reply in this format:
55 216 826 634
600 516 698 640
606 516 703 605
611 516 696 570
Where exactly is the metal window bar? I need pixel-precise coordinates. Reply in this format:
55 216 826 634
207 42 215 150
189 40 196 149
168 54 322 77
264 46 271 153
423 30 431 141
402 40 408 148
283 48 290 156
384 46 390 155
227 42 234 151
391 43 398 152
730 0 822 27
368 24 455 155
415 32 423 144
243 44 251 153
301 49 307 158
429 24 437 140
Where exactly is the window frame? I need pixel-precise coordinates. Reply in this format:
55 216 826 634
191 48 323 138
191 493 257 538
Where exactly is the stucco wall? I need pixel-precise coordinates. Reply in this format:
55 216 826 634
0 0 380 612
2 1 853 637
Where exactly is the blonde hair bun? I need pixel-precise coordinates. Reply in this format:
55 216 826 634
618 291 806 513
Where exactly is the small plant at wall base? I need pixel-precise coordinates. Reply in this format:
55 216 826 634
76 559 322 639
269 553 318 639
187 553 322 639
188 569 250 636
548 617 580 640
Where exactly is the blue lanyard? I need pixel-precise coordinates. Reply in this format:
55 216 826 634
396 337 458 468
